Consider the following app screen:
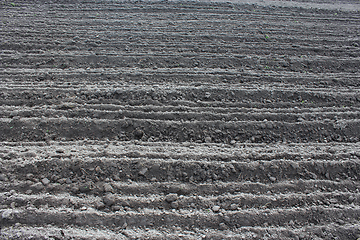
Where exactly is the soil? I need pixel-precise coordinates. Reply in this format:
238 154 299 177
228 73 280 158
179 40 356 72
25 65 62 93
1 0 360 239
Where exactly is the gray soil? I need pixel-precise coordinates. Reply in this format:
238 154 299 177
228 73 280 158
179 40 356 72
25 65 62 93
1 0 360 239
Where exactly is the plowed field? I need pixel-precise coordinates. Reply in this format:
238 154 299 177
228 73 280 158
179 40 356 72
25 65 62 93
1 0 360 239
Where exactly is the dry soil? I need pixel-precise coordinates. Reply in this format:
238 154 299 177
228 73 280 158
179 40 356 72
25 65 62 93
1 0 360 239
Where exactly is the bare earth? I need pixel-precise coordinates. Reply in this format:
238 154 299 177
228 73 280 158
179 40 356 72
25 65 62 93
1 0 360 239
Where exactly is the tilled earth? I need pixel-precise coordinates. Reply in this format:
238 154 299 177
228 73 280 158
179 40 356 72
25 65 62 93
1 0 360 239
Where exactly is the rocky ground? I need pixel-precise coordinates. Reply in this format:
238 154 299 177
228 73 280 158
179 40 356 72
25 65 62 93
1 0 360 239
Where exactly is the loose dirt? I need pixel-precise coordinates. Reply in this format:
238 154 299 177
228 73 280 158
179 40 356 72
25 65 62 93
1 0 360 239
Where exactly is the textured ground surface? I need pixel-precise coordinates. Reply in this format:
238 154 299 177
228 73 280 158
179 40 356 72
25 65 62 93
1 0 360 239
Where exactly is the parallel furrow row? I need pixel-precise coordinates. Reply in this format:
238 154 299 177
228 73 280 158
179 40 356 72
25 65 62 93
1 0 360 238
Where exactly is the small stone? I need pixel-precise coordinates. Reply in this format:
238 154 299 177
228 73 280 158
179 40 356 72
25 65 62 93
51 175 59 182
348 196 355 202
66 178 72 184
224 215 231 222
205 137 212 143
269 176 276 182
41 178 50 185
121 200 130 207
103 194 116 206
230 140 236 145
112 205 122 211
95 201 105 210
133 129 144 140
327 148 336 154
55 149 65 154
103 183 114 193
26 173 34 180
212 205 221 212
57 178 66 184
219 222 228 230
170 201 179 209
165 193 178 203
31 182 45 191
290 162 299 169
139 167 148 176
230 204 238 210
2 210 12 219
309 172 318 179
329 198 338 204
0 174 7 181
80 206 87 211
121 221 128 229
337 219 345 225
